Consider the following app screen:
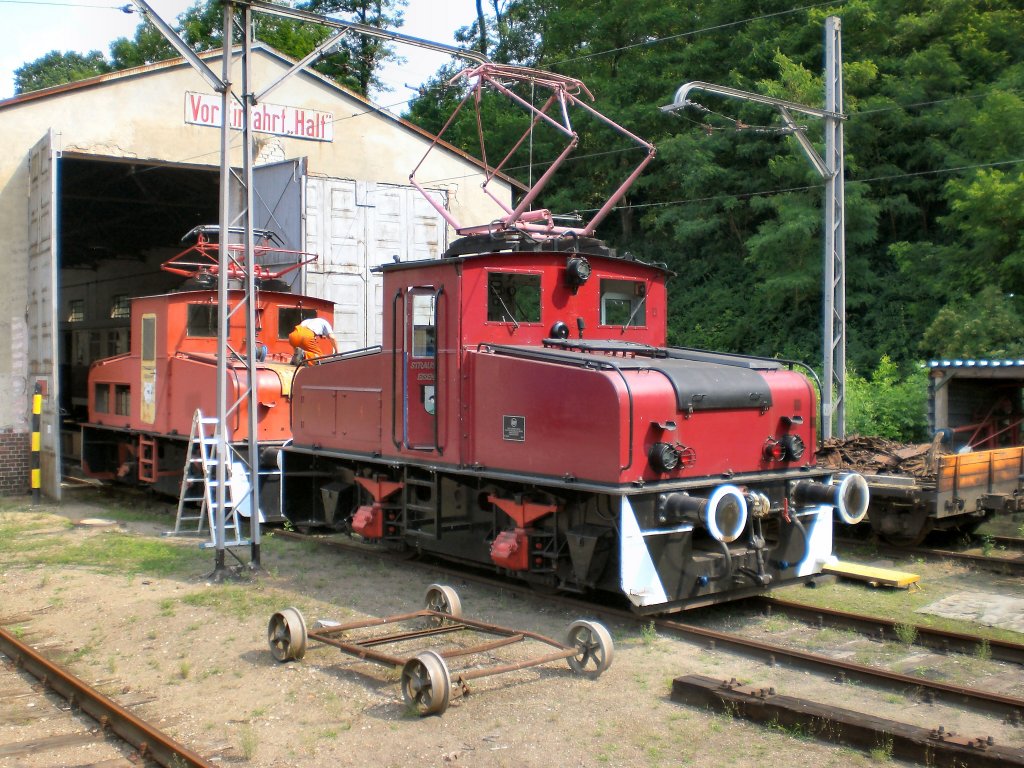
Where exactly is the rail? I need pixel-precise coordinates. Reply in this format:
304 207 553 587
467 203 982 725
0 625 215 768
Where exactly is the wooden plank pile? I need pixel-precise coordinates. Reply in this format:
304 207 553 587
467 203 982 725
817 434 949 479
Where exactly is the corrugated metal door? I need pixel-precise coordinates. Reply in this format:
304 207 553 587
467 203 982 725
304 178 447 351
253 158 306 290
27 131 61 499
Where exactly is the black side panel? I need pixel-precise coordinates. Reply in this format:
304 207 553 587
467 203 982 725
490 343 773 411
648 358 772 412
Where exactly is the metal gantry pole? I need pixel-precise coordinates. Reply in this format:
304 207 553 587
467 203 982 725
822 15 846 439
213 0 235 578
661 15 847 440
240 3 263 567
128 0 492 576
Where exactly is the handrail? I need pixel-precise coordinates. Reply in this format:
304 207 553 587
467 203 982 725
390 289 404 449
433 286 446 455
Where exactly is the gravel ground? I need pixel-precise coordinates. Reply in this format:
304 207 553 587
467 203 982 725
1 488 1023 767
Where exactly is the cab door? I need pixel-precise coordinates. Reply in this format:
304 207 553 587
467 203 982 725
396 286 443 453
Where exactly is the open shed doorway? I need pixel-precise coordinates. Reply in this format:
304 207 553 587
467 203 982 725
58 154 219 478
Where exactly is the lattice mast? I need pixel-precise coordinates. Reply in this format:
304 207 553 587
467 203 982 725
130 0 491 574
661 15 847 438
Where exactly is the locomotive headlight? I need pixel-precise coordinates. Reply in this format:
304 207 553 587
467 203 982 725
649 442 681 472
655 484 748 543
780 434 805 461
763 434 806 462
792 474 870 525
565 256 591 290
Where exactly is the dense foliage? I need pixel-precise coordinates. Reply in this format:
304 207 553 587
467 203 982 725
408 0 1024 373
15 50 111 92
15 0 406 98
845 355 929 441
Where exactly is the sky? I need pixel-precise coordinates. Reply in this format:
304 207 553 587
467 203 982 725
0 0 480 105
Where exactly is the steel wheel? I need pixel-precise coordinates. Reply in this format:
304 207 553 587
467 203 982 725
424 584 462 621
267 607 307 662
401 650 451 716
881 519 934 548
566 620 614 677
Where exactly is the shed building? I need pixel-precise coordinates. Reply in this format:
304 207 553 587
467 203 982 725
0 44 511 499
928 360 1024 452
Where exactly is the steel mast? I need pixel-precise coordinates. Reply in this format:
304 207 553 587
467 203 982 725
662 16 848 438
130 0 488 575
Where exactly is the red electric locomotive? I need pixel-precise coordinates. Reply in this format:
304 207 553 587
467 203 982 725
279 64 868 612
81 227 334 501
282 234 868 612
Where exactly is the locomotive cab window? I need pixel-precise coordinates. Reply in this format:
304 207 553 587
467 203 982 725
487 272 541 324
186 304 218 337
278 307 319 339
94 384 110 414
411 292 437 357
141 315 156 362
114 384 130 416
600 279 646 327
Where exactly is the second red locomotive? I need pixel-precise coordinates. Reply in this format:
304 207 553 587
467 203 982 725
81 227 334 500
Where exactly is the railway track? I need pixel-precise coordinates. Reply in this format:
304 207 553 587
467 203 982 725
673 674 1024 767
750 595 1024 665
989 534 1024 553
0 622 215 768
836 536 1024 576
278 530 1024 721
22 491 1020 764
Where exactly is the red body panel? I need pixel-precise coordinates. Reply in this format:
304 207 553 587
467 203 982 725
293 353 384 454
290 250 817 484
466 351 627 480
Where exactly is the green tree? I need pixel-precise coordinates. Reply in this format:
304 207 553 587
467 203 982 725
921 286 1024 359
17 0 407 99
109 18 179 69
408 0 1023 378
846 356 929 442
14 51 110 93
301 0 407 96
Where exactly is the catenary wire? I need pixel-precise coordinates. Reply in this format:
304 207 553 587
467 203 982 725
17 0 1019 212
546 1 848 69
559 157 1024 217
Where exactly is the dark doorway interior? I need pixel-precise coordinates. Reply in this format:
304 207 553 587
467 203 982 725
58 156 219 459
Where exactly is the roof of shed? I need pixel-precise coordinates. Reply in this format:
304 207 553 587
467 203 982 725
928 359 1024 380
0 42 517 186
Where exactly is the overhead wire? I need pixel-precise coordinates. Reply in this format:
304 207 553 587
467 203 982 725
18 0 1017 211
849 87 1022 117
557 157 1024 218
546 1 849 69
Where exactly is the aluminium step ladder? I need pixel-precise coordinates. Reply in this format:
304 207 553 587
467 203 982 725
172 410 250 548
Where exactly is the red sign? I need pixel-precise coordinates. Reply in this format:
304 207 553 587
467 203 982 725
184 92 333 142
